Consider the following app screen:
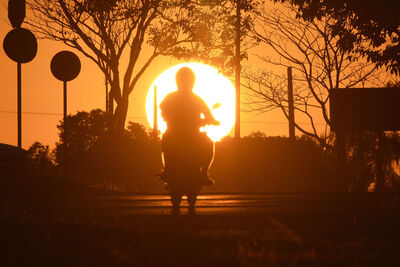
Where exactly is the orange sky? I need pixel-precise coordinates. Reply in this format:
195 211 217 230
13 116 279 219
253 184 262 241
0 2 308 149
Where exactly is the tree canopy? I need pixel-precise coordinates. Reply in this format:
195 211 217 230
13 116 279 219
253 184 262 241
276 0 400 75
27 0 248 134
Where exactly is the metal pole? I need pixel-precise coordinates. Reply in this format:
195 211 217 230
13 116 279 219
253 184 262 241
288 67 295 140
108 91 114 131
105 78 109 116
63 81 67 178
17 62 21 148
63 81 67 123
63 80 68 149
153 86 158 134
235 0 241 139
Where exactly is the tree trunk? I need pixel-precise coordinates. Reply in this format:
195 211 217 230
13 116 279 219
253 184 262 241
107 96 129 188
107 91 114 132
113 96 129 135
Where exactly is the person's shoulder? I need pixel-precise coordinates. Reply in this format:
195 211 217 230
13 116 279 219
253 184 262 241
192 93 205 102
193 93 208 106
161 91 178 103
166 91 179 98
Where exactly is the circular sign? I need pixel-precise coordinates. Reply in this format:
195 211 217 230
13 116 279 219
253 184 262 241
3 28 37 63
51 51 81 82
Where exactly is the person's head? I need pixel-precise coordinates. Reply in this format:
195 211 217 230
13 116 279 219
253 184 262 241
176 67 195 92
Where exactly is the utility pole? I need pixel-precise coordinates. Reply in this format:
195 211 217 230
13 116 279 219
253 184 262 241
235 0 241 139
108 90 114 129
153 85 158 137
63 81 67 126
105 75 109 116
287 67 295 140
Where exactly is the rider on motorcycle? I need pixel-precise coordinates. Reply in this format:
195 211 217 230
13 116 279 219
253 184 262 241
159 66 219 185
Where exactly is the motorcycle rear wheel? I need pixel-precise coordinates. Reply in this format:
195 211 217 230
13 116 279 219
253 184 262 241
171 191 182 209
187 191 198 207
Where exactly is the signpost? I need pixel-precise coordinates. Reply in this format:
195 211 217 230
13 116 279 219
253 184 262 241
8 0 25 28
50 50 81 177
3 0 37 148
51 51 81 124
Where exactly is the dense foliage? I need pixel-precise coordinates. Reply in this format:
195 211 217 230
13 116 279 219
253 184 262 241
21 110 400 192
28 110 337 192
54 109 163 192
212 134 336 192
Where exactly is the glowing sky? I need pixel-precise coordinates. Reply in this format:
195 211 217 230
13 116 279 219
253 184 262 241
0 2 307 148
146 63 236 142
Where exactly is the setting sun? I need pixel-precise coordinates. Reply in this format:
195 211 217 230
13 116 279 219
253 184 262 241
146 63 236 142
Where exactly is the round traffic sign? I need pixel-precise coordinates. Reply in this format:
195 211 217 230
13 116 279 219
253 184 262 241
51 51 81 82
3 27 37 63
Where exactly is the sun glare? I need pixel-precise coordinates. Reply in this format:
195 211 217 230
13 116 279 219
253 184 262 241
146 63 236 142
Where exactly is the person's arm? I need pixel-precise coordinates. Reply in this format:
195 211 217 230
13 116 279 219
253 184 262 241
199 97 220 125
160 95 170 121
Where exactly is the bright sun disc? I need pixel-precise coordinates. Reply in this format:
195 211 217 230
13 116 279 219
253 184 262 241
146 63 236 142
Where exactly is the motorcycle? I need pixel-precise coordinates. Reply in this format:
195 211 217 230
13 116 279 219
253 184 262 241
160 116 220 212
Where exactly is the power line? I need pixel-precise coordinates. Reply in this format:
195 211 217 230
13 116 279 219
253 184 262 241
0 110 147 120
0 110 327 125
241 120 327 125
0 110 63 116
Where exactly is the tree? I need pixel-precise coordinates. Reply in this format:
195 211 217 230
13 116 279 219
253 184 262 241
126 121 149 143
55 109 108 176
27 142 55 176
244 3 387 146
27 0 242 134
54 109 162 190
275 0 400 75
212 134 335 192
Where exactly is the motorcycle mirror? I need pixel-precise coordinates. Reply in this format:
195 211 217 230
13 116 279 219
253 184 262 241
212 103 221 109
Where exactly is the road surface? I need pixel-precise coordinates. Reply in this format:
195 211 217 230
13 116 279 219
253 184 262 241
3 192 400 265
72 192 400 215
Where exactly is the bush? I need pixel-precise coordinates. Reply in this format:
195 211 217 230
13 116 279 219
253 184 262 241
210 134 336 192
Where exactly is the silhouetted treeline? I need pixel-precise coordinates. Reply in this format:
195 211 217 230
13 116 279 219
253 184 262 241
26 110 400 193
210 133 336 192
54 109 163 192
0 143 88 212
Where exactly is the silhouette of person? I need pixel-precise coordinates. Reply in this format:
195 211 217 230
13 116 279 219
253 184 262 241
159 67 219 185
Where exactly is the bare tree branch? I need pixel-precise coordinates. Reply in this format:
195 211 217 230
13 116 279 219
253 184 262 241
244 2 388 147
